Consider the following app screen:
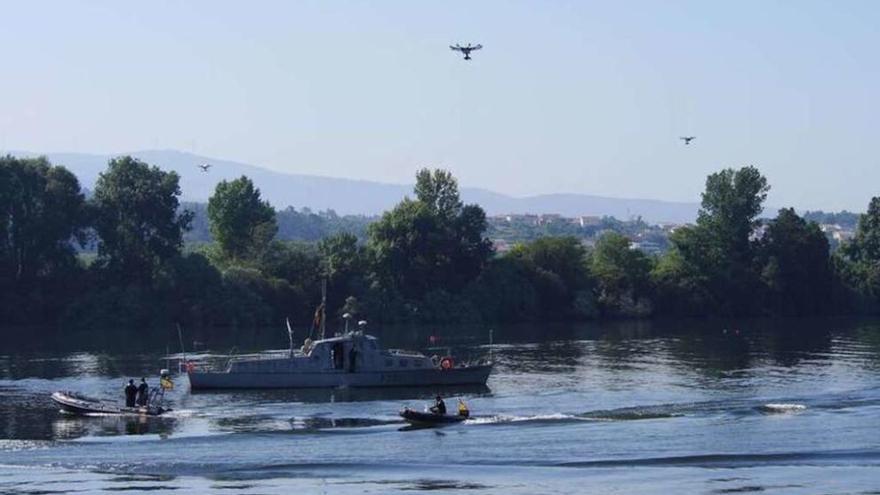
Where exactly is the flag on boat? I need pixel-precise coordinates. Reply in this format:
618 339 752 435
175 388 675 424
312 303 324 330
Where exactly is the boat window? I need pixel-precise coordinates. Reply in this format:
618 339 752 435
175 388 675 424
414 360 423 367
385 359 393 367
399 359 408 367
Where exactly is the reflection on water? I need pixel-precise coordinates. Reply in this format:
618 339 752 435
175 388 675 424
191 384 491 403
53 414 177 439
2 317 880 494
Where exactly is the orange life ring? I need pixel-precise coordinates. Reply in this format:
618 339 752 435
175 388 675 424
185 361 196 373
440 357 454 370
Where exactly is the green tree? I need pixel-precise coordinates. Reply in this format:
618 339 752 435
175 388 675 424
756 208 831 315
651 244 713 315
0 156 87 283
468 256 540 322
590 232 654 317
509 237 590 291
842 198 880 263
319 232 362 281
208 176 277 262
698 166 770 262
92 156 192 283
368 169 492 300
257 241 322 320
656 166 770 315
413 169 461 218
507 236 595 318
834 197 880 311
0 156 88 323
154 252 225 328
652 225 717 314
319 232 367 314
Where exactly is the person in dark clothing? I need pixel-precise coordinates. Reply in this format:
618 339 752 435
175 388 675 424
430 395 447 415
124 380 137 407
332 343 344 369
348 348 358 373
136 378 149 407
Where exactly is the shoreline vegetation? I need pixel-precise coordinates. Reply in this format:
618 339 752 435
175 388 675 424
3 154 880 335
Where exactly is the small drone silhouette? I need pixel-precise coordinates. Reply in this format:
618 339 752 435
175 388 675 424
450 43 483 60
198 163 212 172
680 136 696 145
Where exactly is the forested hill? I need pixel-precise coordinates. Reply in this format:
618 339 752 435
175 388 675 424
7 150 701 223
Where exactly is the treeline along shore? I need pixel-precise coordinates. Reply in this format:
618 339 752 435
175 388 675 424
3 154 880 335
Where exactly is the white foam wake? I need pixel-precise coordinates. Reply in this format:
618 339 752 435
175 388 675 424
760 403 807 413
465 413 578 425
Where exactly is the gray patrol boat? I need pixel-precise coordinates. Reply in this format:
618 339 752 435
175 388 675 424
186 316 492 390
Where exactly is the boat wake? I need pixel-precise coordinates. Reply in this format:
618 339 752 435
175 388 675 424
464 398 810 427
552 449 880 469
163 409 197 418
579 406 684 421
0 440 54 452
757 403 807 414
465 413 584 426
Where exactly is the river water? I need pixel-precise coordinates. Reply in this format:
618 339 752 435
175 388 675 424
1 318 879 494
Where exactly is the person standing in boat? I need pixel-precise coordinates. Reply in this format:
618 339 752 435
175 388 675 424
136 377 149 406
430 395 447 415
348 347 358 373
124 379 137 407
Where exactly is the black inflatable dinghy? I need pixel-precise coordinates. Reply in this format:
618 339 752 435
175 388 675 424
51 391 170 417
399 408 467 427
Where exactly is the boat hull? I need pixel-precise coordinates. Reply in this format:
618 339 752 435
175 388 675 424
51 392 168 417
188 365 492 390
399 409 467 427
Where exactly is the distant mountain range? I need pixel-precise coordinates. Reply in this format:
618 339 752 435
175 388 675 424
6 150 701 223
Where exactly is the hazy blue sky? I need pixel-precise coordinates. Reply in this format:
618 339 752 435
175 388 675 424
1 1 878 210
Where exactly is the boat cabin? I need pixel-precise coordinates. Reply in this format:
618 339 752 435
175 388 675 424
226 331 437 374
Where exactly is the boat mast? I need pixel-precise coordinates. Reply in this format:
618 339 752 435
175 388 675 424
319 279 327 340
286 317 294 358
489 328 494 364
176 323 187 371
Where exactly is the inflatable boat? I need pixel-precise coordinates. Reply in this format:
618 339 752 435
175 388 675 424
51 391 170 417
399 408 467 427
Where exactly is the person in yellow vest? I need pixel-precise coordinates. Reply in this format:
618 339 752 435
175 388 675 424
160 373 174 390
458 399 470 418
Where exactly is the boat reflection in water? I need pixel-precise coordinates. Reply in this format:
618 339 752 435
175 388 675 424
52 413 176 439
191 384 491 404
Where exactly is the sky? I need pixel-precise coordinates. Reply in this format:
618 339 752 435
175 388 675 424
1 0 878 211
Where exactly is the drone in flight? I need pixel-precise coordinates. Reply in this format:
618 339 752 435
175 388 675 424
680 136 696 145
450 43 483 60
198 163 212 172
